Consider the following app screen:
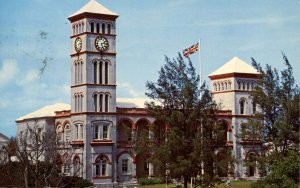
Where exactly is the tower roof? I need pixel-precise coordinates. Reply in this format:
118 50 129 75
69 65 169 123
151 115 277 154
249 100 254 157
69 0 118 19
209 57 259 78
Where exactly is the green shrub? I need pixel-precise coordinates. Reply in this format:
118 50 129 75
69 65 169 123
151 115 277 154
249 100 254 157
251 180 268 188
61 176 94 188
138 177 162 185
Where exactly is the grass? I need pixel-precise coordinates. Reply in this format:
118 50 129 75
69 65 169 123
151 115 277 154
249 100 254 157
121 181 253 188
216 181 252 188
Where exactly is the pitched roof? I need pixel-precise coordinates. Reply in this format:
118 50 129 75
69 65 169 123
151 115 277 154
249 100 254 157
116 98 151 108
69 0 118 18
16 99 149 121
209 57 259 77
16 103 71 121
0 132 9 142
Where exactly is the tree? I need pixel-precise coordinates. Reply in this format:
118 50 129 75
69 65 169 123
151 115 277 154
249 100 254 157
250 54 299 155
247 54 300 186
142 54 233 188
0 123 90 188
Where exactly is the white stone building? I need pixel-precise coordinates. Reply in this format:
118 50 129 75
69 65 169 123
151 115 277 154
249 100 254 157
16 0 263 187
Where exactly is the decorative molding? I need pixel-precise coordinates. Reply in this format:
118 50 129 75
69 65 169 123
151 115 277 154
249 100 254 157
71 84 117 88
71 32 116 38
209 73 261 80
68 12 118 22
71 51 116 57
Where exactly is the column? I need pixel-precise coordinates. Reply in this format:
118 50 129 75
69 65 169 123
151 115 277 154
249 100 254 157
132 123 137 141
148 163 154 177
132 161 137 180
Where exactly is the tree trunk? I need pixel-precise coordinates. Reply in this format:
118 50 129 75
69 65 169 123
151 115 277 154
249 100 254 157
24 165 28 188
184 176 188 188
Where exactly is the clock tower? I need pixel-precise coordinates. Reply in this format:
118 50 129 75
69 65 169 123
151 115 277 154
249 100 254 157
68 0 118 186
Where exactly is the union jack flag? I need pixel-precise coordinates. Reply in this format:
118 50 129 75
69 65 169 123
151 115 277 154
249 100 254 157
183 43 199 57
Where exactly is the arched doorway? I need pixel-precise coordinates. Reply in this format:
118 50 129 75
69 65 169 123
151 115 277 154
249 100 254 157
216 120 228 143
117 152 135 182
117 119 133 147
135 153 149 178
247 153 257 177
216 150 229 177
136 119 149 139
153 120 166 143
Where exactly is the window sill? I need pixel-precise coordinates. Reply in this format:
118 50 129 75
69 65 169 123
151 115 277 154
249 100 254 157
70 140 84 146
90 140 113 146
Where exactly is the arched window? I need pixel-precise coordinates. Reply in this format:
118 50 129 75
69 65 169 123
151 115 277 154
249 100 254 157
221 83 224 91
240 99 246 115
81 94 84 112
65 124 71 143
96 23 100 33
90 22 94 32
75 94 83 112
247 82 250 90
107 24 111 34
218 83 220 91
79 61 82 84
94 94 98 112
73 156 81 176
105 94 109 112
225 82 228 90
105 62 109 84
214 83 217 91
95 155 108 176
74 95 77 112
238 81 241 90
56 125 63 143
78 95 81 112
94 62 97 84
63 154 70 175
251 82 255 90
78 94 81 112
102 23 105 34
99 61 103 84
228 82 231 90
74 62 77 85
74 60 83 85
72 25 75 35
100 94 103 112
81 23 84 33
242 81 246 90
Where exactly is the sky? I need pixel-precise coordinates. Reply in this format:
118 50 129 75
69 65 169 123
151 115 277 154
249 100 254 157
0 0 299 137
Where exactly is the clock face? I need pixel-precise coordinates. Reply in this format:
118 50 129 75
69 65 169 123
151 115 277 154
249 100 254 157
95 36 109 51
74 37 82 53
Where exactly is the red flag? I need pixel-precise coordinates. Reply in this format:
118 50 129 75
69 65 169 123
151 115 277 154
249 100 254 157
183 43 199 57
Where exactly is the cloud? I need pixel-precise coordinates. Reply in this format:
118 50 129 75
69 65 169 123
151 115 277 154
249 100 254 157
117 82 144 98
17 69 40 86
0 99 9 109
0 60 19 87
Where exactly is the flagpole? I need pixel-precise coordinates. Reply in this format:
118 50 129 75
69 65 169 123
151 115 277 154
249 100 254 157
199 39 202 98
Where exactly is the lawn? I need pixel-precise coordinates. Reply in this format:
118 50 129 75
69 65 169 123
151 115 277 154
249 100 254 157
122 181 253 188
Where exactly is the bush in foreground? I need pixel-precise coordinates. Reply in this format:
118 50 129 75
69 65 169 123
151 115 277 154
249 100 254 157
138 177 162 185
